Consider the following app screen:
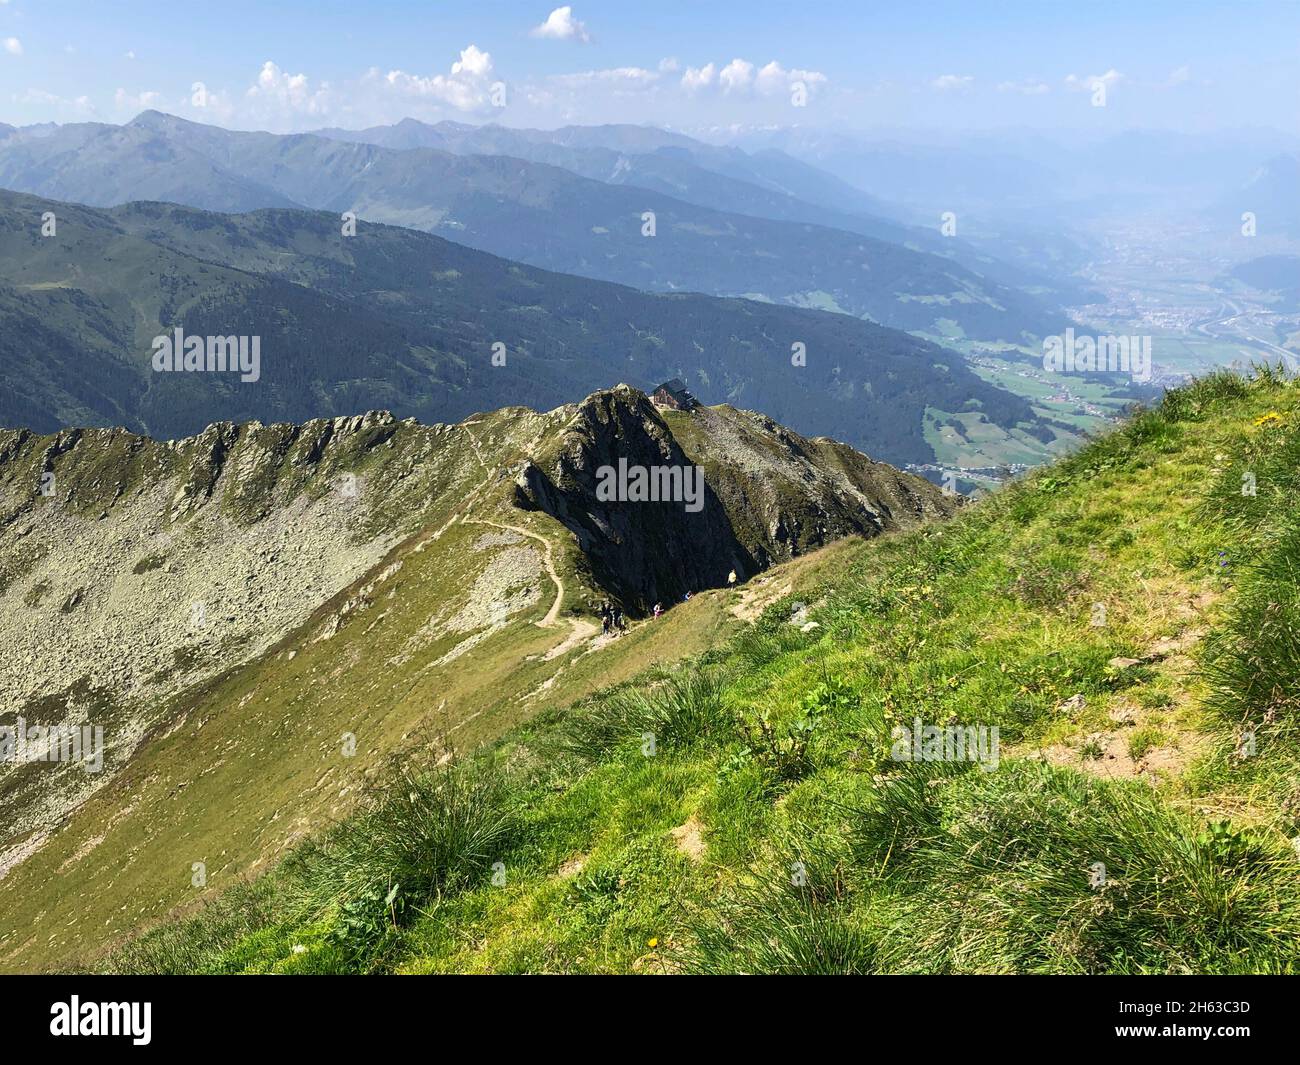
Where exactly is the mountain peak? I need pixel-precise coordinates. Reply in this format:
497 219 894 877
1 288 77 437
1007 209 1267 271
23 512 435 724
128 109 176 127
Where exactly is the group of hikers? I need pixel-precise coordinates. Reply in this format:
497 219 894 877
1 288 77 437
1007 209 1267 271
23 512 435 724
593 579 726 638
599 601 627 636
598 600 667 635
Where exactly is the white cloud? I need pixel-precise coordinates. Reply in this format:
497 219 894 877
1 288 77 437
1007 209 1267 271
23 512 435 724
719 58 754 93
681 62 716 91
377 44 499 114
931 74 974 91
165 45 502 130
531 6 590 42
1164 65 1191 87
184 85 235 122
658 57 679 73
451 44 493 78
3 37 23 56
244 61 332 120
1064 69 1124 92
755 61 825 95
682 58 824 99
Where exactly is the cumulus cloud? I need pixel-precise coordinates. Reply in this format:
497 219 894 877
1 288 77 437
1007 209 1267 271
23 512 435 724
531 6 590 42
244 61 332 121
767 63 824 95
376 45 499 113
3 37 22 56
719 58 754 93
451 44 493 78
682 57 824 98
161 45 502 130
13 35 831 130
681 62 716 91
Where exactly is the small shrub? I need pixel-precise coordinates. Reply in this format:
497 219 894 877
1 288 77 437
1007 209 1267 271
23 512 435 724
557 665 734 758
1126 726 1163 761
683 878 877 975
292 765 517 928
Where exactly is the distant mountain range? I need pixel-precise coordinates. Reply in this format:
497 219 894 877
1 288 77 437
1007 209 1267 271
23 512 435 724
312 117 905 228
0 188 1058 466
309 117 1093 311
0 111 1072 345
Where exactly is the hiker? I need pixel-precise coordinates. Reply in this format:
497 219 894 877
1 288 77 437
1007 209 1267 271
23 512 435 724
613 608 627 634
599 601 611 635
653 602 662 620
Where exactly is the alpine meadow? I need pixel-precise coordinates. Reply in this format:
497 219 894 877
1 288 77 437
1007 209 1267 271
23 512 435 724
1 1 1298 1043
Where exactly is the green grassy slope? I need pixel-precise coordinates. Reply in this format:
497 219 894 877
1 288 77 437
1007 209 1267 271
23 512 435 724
2 388 946 972
54 370 1300 973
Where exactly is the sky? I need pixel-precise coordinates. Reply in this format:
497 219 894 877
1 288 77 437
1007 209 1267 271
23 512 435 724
0 1 1297 136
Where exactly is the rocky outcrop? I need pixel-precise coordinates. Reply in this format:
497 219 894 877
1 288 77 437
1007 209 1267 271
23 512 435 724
514 388 759 610
512 385 956 611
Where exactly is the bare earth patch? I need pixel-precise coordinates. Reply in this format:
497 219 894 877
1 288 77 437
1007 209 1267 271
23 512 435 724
669 816 707 862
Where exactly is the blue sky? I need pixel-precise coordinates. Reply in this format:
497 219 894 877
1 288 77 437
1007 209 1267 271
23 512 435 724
1 1 1296 134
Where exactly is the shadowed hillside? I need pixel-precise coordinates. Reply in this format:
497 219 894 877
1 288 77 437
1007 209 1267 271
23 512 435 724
0 189 1069 466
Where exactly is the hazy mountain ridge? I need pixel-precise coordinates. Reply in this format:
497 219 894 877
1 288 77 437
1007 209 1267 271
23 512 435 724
313 117 902 225
310 116 1089 310
0 112 1069 344
0 187 1058 466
